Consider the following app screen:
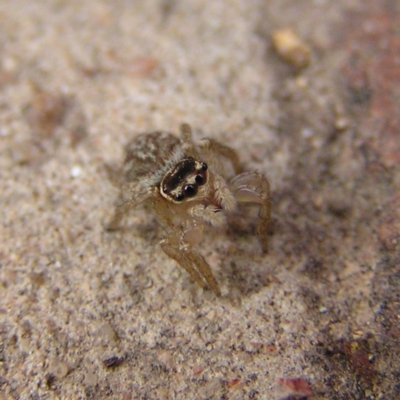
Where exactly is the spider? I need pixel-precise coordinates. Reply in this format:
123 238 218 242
106 123 271 296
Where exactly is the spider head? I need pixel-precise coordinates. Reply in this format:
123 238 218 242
160 157 208 203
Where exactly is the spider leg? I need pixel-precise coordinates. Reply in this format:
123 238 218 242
180 123 201 158
106 199 133 231
186 250 221 296
105 184 157 231
160 237 207 290
199 138 243 174
213 174 238 212
180 123 243 174
231 171 271 253
160 230 221 296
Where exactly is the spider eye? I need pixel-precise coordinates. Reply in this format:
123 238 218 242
184 184 198 198
175 193 184 202
195 174 205 185
201 162 208 171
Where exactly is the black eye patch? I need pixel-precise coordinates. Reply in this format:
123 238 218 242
162 157 196 194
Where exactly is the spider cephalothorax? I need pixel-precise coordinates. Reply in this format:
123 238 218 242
107 123 271 296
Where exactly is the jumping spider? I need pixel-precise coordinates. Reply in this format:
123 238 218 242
107 123 271 296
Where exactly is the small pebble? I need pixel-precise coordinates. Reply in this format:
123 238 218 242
272 28 312 68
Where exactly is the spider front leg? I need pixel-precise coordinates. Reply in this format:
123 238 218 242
231 171 271 253
160 227 221 296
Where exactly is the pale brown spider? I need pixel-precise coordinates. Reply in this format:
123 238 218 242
107 123 271 296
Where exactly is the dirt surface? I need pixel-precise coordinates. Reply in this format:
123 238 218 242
1 1 399 399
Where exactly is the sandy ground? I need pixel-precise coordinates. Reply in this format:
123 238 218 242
1 0 399 399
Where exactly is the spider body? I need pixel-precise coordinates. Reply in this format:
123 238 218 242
107 124 271 296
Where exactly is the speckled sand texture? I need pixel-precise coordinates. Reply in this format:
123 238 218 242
1 1 399 399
